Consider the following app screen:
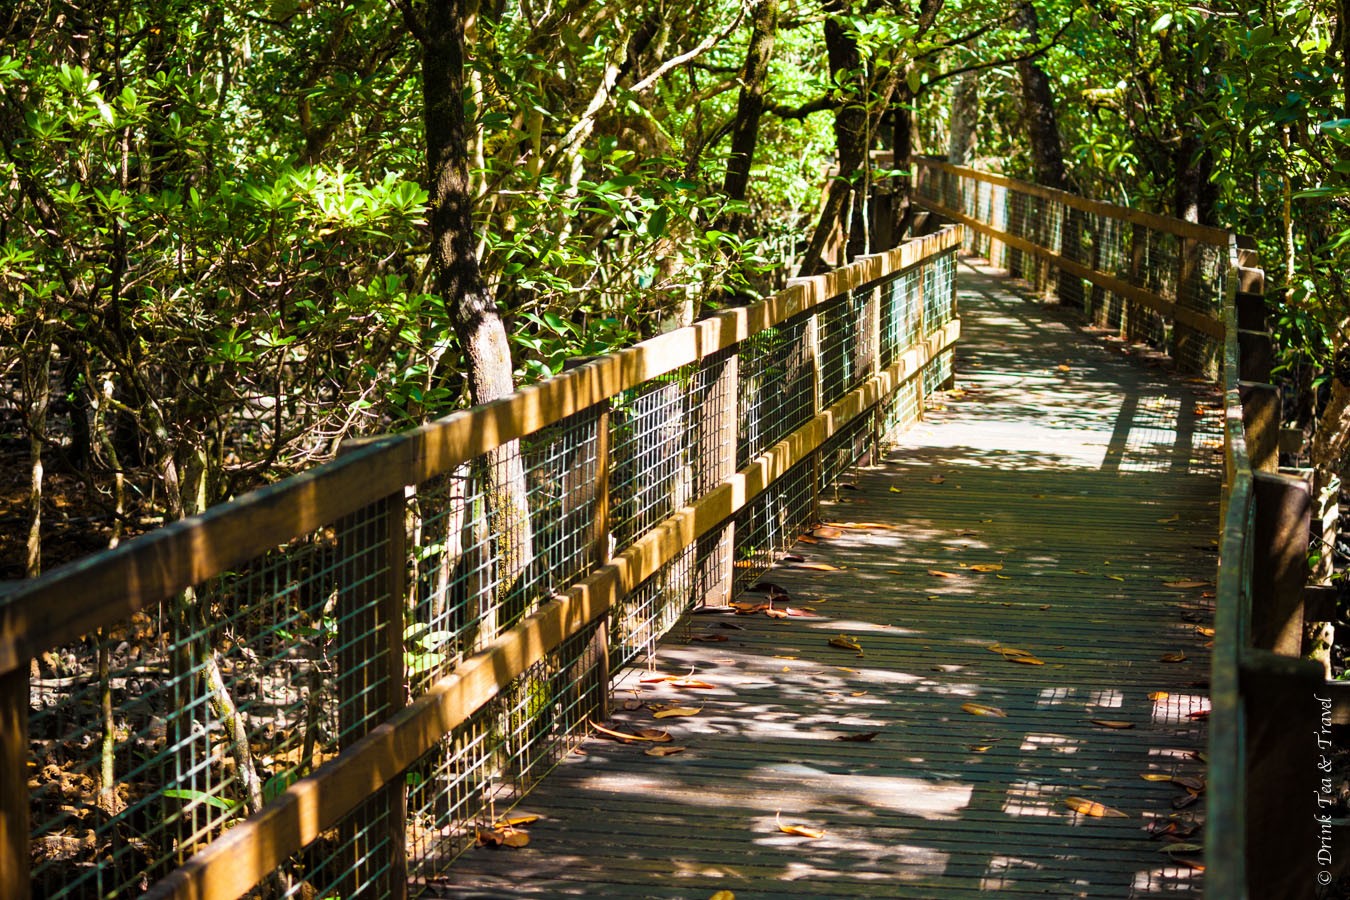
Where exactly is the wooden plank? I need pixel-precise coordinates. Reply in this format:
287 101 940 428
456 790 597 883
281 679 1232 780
913 157 1232 245
919 196 1225 340
0 235 963 678
0 664 30 900
1239 381 1280 474
1250 472 1311 656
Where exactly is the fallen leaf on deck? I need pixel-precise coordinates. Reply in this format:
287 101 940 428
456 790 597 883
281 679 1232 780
710 892 736 900
475 828 504 848
669 678 717 689
812 526 844 539
776 813 826 839
590 720 674 743
1148 691 1170 701
782 553 806 562
829 634 864 653
961 702 1007 717
1172 775 1205 792
645 745 689 757
764 607 789 619
1106 574 1125 582
1064 797 1128 818
1039 604 1052 610
889 486 903 493
794 563 843 572
970 744 993 752
1163 580 1210 589
1172 792 1200 810
1157 514 1181 524
1004 653 1045 665
786 606 820 617
732 601 769 615
1188 709 1210 720
930 475 946 484
499 828 530 848
970 563 1004 573
988 643 1034 658
798 535 819 544
1160 652 1187 663
692 634 729 643
653 706 702 719
623 698 644 710
495 815 541 828
1160 842 1203 855
834 731 881 742
1140 774 1173 782
1194 626 1215 637
928 569 957 578
1057 364 1072 373
1090 719 1134 729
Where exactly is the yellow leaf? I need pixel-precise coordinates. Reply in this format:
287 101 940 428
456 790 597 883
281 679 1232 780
829 634 863 653
499 828 530 848
1090 719 1134 729
969 744 993 753
961 702 1007 717
653 706 702 719
930 475 946 484
970 563 1004 573
1063 797 1128 818
710 892 736 900
1160 652 1187 663
1157 514 1181 524
889 486 903 493
645 745 689 757
1105 574 1125 582
1194 626 1216 637
494 815 540 828
1004 653 1045 665
928 569 957 578
795 563 843 572
669 678 717 689
1148 691 1169 701
988 643 1034 658
1057 364 1072 372
1140 774 1173 782
1163 580 1210 589
776 812 826 839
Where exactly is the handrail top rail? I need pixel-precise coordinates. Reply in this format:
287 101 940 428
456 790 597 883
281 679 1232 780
0 226 964 677
913 157 1234 247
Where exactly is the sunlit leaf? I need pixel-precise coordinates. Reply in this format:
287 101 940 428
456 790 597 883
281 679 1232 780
494 815 540 828
1140 773 1173 782
1064 796 1128 818
1090 719 1134 729
889 486 903 493
1105 574 1125 582
709 891 736 900
961 702 1007 717
776 812 826 838
834 731 880 742
1163 580 1210 589
970 563 1003 573
1156 514 1180 524
1160 652 1187 663
645 745 689 757
1148 691 1169 701
499 828 530 848
1004 653 1045 665
1160 842 1203 854
928 569 957 578
653 706 702 719
829 634 863 653
794 563 843 572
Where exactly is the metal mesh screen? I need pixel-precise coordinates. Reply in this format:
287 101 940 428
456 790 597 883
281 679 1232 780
29 511 397 900
737 313 815 466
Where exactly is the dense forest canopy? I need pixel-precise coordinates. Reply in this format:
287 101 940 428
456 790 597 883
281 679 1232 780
1 0 1348 577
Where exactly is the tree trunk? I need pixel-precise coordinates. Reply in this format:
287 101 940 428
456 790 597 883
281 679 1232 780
720 0 779 235
25 339 50 578
946 69 978 165
891 84 915 243
421 0 534 622
1013 0 1067 191
798 1 868 276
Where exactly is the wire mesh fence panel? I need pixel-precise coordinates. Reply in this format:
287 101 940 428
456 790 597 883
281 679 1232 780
732 457 815 594
879 267 923 368
817 288 874 409
609 544 696 672
28 510 400 900
403 620 605 890
737 313 815 467
609 372 692 551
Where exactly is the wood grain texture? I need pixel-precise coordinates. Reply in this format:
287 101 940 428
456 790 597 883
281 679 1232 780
434 259 1220 899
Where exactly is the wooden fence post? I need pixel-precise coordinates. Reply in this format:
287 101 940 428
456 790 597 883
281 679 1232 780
1 660 30 900
336 462 408 900
1250 472 1310 657
589 396 613 713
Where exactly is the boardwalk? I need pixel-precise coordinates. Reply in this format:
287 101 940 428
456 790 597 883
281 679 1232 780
432 259 1221 898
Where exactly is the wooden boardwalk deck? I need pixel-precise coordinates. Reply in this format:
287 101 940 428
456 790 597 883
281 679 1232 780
433 259 1221 898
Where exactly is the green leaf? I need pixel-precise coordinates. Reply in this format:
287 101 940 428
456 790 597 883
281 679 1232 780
646 205 669 239
1151 12 1173 32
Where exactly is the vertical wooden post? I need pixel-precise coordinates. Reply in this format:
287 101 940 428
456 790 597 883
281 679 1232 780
1 662 30 900
867 277 883 459
336 447 407 900
1250 472 1311 657
1172 237 1202 372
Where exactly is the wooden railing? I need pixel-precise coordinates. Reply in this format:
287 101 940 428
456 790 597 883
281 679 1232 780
914 160 1322 899
1 226 962 900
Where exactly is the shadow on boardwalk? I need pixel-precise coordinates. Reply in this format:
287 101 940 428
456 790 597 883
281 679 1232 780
429 258 1220 899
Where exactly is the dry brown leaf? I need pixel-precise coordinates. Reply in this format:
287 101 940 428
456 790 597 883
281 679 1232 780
1057 364 1072 373
812 526 844 539
970 563 1004 573
691 634 729 643
645 745 689 757
1160 652 1187 663
1171 775 1205 792
834 731 881 743
794 563 843 572
669 677 717 689
824 521 897 531
1160 842 1203 855
828 634 863 653
798 535 819 544
1090 719 1135 729
961 702 1007 718
475 828 503 848
1163 580 1210 589
928 569 957 578
653 706 702 719
1148 691 1170 701
1004 653 1045 665
930 475 946 484
1063 797 1128 818
1188 709 1210 720
494 815 540 828
1194 626 1216 637
1157 514 1181 524
764 607 789 619
589 720 674 743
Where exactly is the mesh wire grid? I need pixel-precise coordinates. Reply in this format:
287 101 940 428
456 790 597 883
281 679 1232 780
817 287 875 410
737 313 815 467
609 371 692 550
29 509 397 900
